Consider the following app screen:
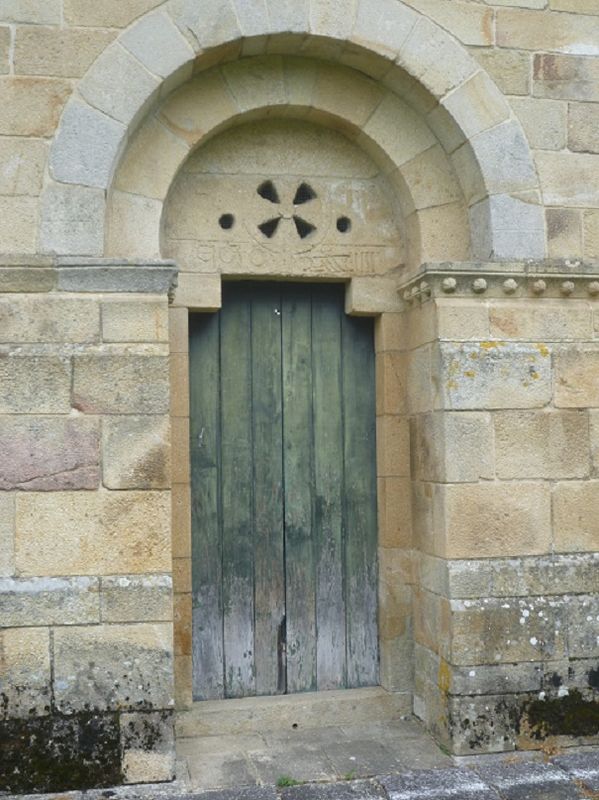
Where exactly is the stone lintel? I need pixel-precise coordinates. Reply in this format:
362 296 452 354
400 259 599 305
0 259 178 296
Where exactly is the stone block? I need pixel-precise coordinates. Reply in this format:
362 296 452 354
168 0 240 49
174 653 192 709
352 0 417 60
0 576 99 627
445 556 551 600
173 558 192 594
172 483 191 559
470 193 545 261
547 208 582 258
567 595 599 657
412 411 494 483
555 348 599 407
495 410 590 480
0 26 9 73
469 120 539 198
0 196 37 253
377 416 409 478
450 662 543 697
489 301 592 341
584 209 599 258
376 351 406 416
171 417 190 484
101 300 168 343
169 307 189 354
174 593 191 656
40 182 105 257
471 48 531 96
401 349 431 417
173 272 222 310
72 354 169 415
100 574 172 623
53 623 174 713
401 145 462 213
451 596 567 665
121 710 175 784
0 296 100 344
105 191 162 259
50 99 124 189
222 55 287 112
64 0 163 26
590 411 599 476
231 0 269 37
443 73 510 141
511 97 567 151
476 761 578 797
266 0 309 33
0 354 71 413
0 493 14 577
121 11 194 79
402 0 493 46
159 71 239 146
362 93 436 170
417 200 470 269
14 25 116 78
497 7 599 52
0 138 47 196
439 482 552 559
0 77 70 137
434 342 552 411
534 53 599 102
0 417 100 491
114 116 189 200
537 150 599 207
379 487 413 563
0 0 60 23
551 0 599 10
16 491 171 576
58 262 176 295
397 15 477 98
436 299 490 341
311 63 383 129
568 101 599 153
79 43 159 127
0 627 51 719
170 352 190 418
554 481 599 552
102 415 171 489
345 277 401 317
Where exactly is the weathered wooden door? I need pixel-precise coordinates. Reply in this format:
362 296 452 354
189 282 378 700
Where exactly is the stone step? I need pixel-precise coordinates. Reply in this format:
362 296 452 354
176 687 411 738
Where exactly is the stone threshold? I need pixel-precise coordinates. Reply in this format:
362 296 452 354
176 687 412 739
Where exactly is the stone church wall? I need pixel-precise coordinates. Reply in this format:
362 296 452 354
1 0 599 792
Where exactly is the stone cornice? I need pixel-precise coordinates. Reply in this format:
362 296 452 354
399 260 599 306
0 258 178 297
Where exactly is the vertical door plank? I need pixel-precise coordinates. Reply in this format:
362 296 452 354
282 285 316 693
311 286 346 690
220 285 256 698
342 313 379 688
189 312 224 700
251 285 286 695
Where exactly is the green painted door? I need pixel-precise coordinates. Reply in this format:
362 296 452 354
189 282 378 700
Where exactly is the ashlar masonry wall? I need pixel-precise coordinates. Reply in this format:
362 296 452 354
2 0 599 792
0 260 177 792
400 263 599 753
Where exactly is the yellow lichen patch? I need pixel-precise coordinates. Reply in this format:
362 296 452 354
446 379 458 391
480 341 505 350
464 370 476 378
535 343 550 358
438 659 451 694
